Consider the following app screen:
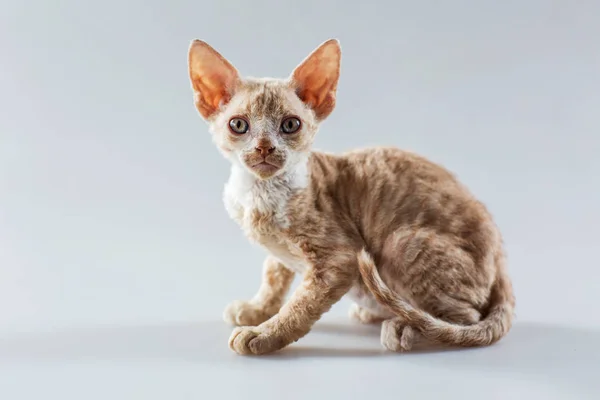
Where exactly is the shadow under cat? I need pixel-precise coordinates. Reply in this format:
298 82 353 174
0 320 597 394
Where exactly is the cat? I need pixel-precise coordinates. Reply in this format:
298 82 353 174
187 38 515 355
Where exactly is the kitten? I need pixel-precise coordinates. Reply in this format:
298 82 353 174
187 39 515 355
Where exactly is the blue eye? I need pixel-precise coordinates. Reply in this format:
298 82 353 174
229 117 249 134
281 117 301 134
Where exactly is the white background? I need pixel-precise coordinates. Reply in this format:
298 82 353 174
1 1 599 399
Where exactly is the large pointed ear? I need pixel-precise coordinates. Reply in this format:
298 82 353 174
188 40 241 119
290 39 341 120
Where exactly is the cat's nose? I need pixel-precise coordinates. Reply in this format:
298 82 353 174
255 143 275 156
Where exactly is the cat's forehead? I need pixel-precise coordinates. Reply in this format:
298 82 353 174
233 79 305 118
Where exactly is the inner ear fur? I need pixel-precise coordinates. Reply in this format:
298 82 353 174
290 39 341 120
188 40 241 119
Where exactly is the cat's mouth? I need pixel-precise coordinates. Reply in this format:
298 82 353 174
251 161 280 173
248 158 283 177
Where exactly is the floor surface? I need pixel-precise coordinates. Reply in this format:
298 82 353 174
1 314 598 399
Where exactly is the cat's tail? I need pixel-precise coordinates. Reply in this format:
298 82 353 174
356 249 514 347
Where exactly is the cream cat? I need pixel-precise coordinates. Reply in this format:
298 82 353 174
187 39 515 355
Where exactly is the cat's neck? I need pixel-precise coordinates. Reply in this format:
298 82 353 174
223 157 310 229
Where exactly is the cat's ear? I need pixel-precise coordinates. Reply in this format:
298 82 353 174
188 40 241 119
290 39 341 120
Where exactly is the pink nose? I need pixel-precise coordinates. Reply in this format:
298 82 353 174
255 144 275 156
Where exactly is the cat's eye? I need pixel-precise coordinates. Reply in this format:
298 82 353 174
229 117 249 134
281 117 301 134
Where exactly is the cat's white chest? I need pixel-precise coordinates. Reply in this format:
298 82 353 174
222 164 309 273
223 167 292 234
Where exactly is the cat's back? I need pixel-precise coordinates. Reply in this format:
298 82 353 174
306 146 497 252
342 146 455 180
309 146 463 196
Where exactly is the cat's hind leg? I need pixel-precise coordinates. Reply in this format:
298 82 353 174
373 229 490 351
380 298 482 352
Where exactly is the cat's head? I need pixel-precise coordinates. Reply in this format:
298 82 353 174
187 39 341 179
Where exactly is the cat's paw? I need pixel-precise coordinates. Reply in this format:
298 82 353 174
223 300 273 327
348 303 386 324
380 319 415 352
228 326 283 355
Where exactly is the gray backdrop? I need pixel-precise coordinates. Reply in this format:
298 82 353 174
1 1 598 399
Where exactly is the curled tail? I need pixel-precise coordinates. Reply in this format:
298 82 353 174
357 249 514 347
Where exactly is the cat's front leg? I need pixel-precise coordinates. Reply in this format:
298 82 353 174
229 257 355 355
223 256 294 327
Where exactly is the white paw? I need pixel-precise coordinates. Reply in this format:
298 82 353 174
348 303 385 324
228 326 284 355
381 319 415 352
